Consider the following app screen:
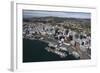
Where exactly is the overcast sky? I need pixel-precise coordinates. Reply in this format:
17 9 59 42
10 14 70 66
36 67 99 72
23 10 91 19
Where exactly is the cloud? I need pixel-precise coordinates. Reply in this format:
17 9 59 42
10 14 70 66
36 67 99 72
23 10 91 19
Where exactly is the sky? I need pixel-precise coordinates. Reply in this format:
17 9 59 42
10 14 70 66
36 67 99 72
23 10 91 19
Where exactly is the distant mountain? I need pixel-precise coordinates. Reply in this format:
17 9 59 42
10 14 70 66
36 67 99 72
23 16 90 23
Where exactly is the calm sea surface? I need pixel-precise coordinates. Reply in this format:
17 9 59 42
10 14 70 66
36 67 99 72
23 38 78 62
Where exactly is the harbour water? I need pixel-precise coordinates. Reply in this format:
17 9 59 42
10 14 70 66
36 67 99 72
23 38 78 63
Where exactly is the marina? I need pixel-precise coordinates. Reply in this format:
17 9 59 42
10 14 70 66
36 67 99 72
23 38 79 62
